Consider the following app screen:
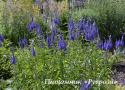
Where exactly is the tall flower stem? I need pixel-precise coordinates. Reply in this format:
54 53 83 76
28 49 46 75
59 51 65 80
104 51 109 65
41 49 46 89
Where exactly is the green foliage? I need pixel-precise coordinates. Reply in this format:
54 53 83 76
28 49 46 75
72 9 99 21
59 11 69 37
1 2 30 45
0 40 12 81
1 0 44 45
8 41 118 90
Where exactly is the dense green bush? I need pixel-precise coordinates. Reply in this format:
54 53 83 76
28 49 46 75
7 41 118 90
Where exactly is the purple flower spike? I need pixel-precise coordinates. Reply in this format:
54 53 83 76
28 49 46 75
68 17 76 41
0 35 4 42
18 38 28 49
77 19 85 31
51 32 55 42
102 36 113 51
80 82 92 90
46 34 52 48
11 54 16 64
58 34 67 50
68 17 75 32
69 32 75 41
31 47 36 56
0 35 4 47
98 36 113 51
53 17 60 26
84 21 99 41
115 40 124 49
35 23 41 36
27 17 36 32
51 28 58 42
85 33 94 41
115 35 124 49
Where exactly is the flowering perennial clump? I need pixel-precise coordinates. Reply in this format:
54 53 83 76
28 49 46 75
76 19 99 42
68 17 75 32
